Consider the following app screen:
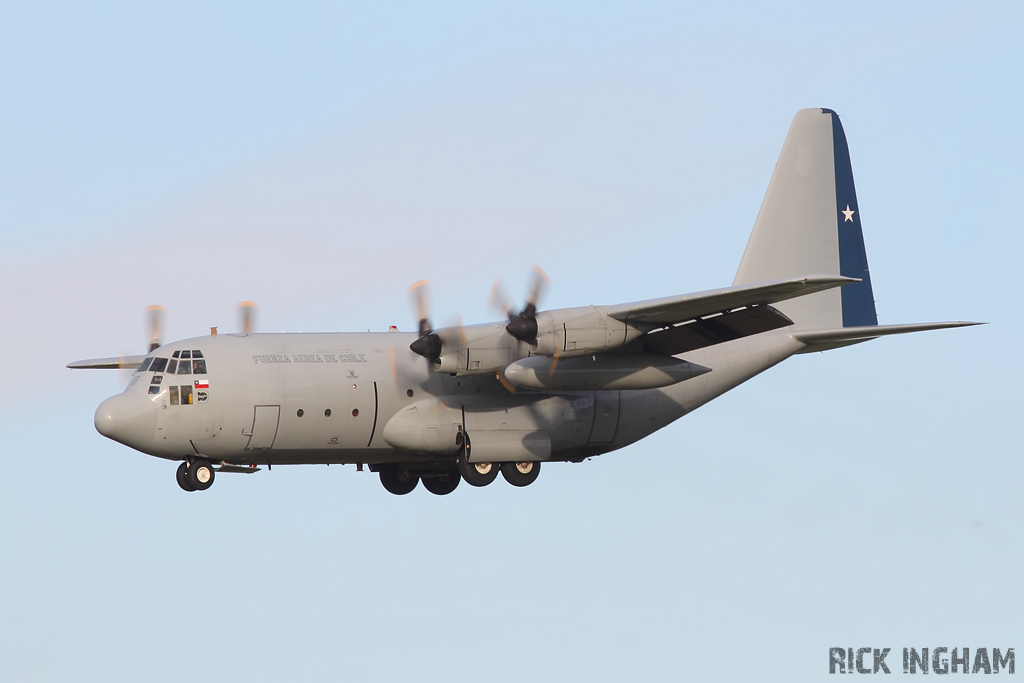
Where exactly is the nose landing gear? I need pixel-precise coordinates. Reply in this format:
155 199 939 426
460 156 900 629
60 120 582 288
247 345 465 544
176 459 215 492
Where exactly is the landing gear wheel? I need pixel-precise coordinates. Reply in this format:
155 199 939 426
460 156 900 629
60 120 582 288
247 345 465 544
421 471 460 496
176 462 195 492
459 453 499 487
187 459 215 491
501 460 541 487
379 466 419 495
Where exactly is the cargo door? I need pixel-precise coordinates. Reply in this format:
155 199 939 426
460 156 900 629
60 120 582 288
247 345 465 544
589 390 619 444
245 405 280 451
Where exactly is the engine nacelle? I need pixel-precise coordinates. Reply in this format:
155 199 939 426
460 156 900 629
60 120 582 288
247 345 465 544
532 306 645 358
503 353 711 391
427 308 646 377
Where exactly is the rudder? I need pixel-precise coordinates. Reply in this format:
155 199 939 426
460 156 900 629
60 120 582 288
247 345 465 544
734 108 877 329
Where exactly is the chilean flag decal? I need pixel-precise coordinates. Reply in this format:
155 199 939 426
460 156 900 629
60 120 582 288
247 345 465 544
194 379 210 389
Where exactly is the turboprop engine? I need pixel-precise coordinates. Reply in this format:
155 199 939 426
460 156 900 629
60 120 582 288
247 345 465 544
409 271 651 378
419 306 650 377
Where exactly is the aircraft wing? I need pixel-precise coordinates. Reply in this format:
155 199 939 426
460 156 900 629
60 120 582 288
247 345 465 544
67 355 147 370
606 275 859 324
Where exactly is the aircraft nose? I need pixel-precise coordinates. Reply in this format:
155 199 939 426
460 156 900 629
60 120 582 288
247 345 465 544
94 392 157 450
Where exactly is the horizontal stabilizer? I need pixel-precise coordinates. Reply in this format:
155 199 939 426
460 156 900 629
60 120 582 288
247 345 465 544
67 355 146 370
607 275 859 325
795 321 984 352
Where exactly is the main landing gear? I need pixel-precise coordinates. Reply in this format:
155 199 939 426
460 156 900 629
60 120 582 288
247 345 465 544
500 460 541 487
377 456 543 495
176 459 215 492
378 466 463 496
458 454 500 487
378 465 419 495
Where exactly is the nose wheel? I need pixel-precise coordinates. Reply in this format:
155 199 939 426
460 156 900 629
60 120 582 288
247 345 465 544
176 462 194 491
176 460 215 492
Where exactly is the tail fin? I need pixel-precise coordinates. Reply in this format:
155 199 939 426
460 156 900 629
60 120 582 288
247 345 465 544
734 108 877 329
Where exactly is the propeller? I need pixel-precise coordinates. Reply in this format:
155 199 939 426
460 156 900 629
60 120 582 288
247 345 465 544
408 281 466 363
145 305 165 352
490 265 550 343
409 281 442 360
238 301 257 334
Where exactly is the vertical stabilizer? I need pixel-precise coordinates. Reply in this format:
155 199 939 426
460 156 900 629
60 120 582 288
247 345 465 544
734 108 876 329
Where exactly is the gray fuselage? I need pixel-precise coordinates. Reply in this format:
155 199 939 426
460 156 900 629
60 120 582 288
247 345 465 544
95 329 804 467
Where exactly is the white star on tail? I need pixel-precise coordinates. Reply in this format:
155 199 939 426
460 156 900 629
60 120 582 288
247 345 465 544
842 205 855 222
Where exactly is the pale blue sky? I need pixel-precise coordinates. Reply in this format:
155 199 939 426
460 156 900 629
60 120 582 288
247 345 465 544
1 2 1020 681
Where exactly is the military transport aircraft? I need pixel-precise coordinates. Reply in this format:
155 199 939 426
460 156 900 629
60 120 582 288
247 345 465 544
69 108 979 495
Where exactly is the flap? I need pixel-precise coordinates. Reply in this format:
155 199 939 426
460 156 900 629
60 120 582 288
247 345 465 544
642 305 794 356
606 275 858 325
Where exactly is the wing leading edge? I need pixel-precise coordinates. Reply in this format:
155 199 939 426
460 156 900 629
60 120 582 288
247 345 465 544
606 275 859 325
67 355 147 370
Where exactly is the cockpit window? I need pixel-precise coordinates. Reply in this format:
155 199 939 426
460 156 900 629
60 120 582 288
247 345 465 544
167 359 178 374
172 351 181 359
180 385 193 405
177 360 192 375
138 357 154 372
180 350 191 359
192 350 203 358
151 375 162 385
148 385 160 394
192 359 207 374
169 387 179 405
150 357 168 373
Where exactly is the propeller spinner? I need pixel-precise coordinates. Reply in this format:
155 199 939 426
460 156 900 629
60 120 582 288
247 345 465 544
490 265 550 343
409 281 443 361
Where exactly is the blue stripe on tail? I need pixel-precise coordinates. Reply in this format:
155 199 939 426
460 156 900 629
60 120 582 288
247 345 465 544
823 109 878 327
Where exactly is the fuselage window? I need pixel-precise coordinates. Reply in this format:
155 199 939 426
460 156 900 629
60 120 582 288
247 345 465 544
138 357 154 372
192 350 203 358
172 351 181 359
148 385 161 395
169 387 179 405
167 359 178 374
180 350 191 359
151 375 162 385
192 359 207 374
177 361 192 375
150 357 168 373
180 385 193 405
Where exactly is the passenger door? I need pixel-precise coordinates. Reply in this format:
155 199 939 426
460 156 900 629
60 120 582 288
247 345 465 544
245 405 281 451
